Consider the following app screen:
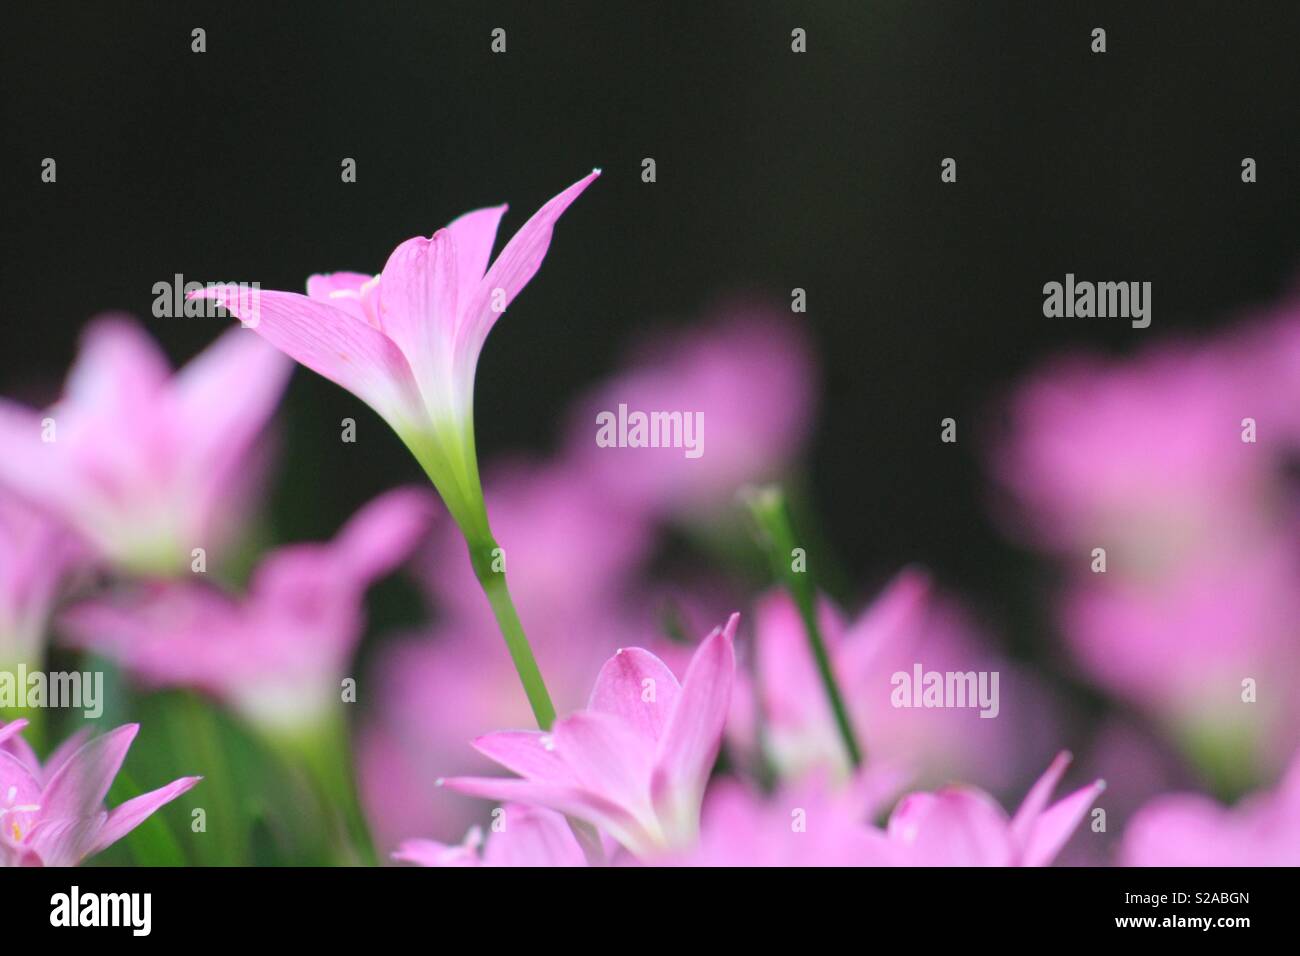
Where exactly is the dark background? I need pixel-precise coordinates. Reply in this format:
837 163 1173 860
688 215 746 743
3 1 1299 626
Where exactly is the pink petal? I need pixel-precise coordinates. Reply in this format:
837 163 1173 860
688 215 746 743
552 711 655 813
392 835 481 867
377 230 461 395
329 486 437 584
64 316 171 415
24 815 107 867
306 272 377 325
445 204 508 300
650 614 738 822
482 805 586 867
88 775 202 857
35 728 93 787
0 719 30 748
39 724 138 820
1010 750 1072 845
458 171 601 367
439 775 645 853
0 401 78 508
172 328 292 468
188 287 424 428
888 788 1016 866
472 731 579 784
587 647 681 745
1019 778 1106 867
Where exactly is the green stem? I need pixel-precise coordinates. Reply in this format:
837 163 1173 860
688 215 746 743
745 487 864 769
470 540 558 730
468 538 611 864
287 716 379 867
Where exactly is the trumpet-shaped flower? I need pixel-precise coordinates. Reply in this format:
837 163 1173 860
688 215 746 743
0 317 290 575
394 804 585 867
59 488 435 734
191 172 600 549
0 720 199 867
441 614 738 858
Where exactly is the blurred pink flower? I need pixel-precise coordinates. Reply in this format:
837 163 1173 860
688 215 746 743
59 488 435 734
882 751 1104 866
1061 547 1300 771
0 493 84 668
1121 749 1300 866
0 317 290 575
734 571 1057 793
442 615 739 858
193 172 600 545
992 310 1300 778
676 768 904 867
394 804 585 867
0 720 199 867
564 304 815 519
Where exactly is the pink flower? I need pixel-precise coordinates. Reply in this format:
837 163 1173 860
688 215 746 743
990 311 1300 777
564 304 815 519
394 805 585 867
0 720 199 867
192 173 600 546
0 493 84 669
0 317 290 575
1121 749 1300 866
677 768 905 867
734 571 1057 793
441 614 739 858
1061 547 1300 773
59 488 435 734
882 752 1105 866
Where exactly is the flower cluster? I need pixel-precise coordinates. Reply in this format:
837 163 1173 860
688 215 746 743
2 172 1296 868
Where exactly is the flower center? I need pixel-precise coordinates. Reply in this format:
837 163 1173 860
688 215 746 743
0 785 40 843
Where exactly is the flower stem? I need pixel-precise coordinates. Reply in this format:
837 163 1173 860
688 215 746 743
470 540 557 731
469 538 608 864
744 486 864 769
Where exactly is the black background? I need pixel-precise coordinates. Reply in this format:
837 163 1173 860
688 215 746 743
3 1 1298 627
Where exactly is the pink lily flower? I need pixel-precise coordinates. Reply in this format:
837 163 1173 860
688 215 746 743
881 751 1105 866
732 571 1058 793
0 720 199 867
441 614 739 858
1121 748 1300 866
0 316 290 575
0 493 84 670
191 172 600 547
394 804 585 867
564 304 815 520
59 487 435 734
